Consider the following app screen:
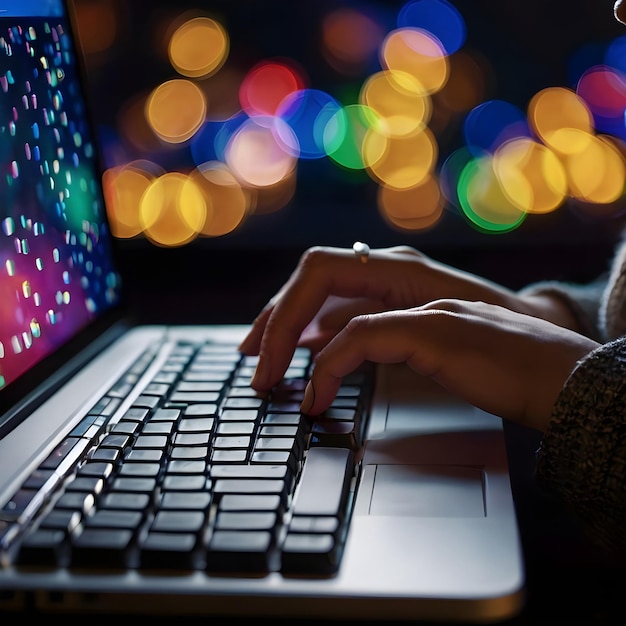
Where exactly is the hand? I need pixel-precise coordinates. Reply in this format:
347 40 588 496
239 244 581 390
299 299 600 432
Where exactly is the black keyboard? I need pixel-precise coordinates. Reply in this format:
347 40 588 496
0 339 374 576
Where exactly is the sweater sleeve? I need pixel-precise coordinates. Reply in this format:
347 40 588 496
536 337 626 556
518 276 607 341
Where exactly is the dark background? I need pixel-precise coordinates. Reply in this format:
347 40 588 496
70 0 626 326
67 1 626 623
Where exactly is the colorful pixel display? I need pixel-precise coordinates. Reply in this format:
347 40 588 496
0 1 122 390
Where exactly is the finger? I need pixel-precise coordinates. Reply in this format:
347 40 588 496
302 301 598 430
247 246 418 389
301 310 440 414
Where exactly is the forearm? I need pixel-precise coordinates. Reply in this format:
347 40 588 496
517 277 607 340
422 258 598 334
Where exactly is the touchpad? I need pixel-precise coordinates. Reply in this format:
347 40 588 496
358 464 486 518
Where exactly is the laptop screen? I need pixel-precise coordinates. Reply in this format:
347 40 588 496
0 0 123 398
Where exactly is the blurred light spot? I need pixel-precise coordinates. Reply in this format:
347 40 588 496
439 146 474 209
324 104 381 170
191 119 224 166
140 172 207 246
576 65 626 120
103 161 163 238
321 7 386 75
73 0 118 56
458 155 527 233
239 61 306 117
464 100 529 156
564 134 626 204
190 162 250 236
493 138 567 214
378 174 444 231
276 89 342 159
397 0 466 56
380 28 449 94
529 87 594 154
168 16 229 78
146 79 207 143
202 111 249 163
360 70 432 137
364 127 437 189
225 117 297 187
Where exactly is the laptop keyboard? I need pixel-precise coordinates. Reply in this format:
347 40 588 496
0 339 374 576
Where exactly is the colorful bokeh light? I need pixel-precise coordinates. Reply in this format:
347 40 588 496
75 0 626 245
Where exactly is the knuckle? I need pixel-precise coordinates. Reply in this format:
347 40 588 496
421 297 464 312
299 246 328 271
390 245 421 257
344 313 373 334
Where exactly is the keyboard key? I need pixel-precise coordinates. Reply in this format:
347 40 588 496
159 492 211 510
161 475 208 491
118 462 161 477
219 494 282 512
99 493 152 511
215 511 277 531
170 446 208 460
211 465 288 480
213 479 287 499
211 449 247 463
110 477 157 493
310 419 360 449
125 449 163 463
89 447 121 463
53 492 95 514
175 381 223 392
76 461 114 480
291 447 354 518
216 422 255 435
84 510 144 531
133 435 169 449
174 432 211 446
17 529 67 566
142 422 174 435
178 417 214 432
206 530 273 573
184 404 218 416
170 391 220 403
139 532 198 569
220 409 259 421
38 509 81 533
71 528 134 567
166 460 207 474
64 476 104 495
281 532 341 575
151 511 205 533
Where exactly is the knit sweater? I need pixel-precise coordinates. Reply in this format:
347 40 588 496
519 236 626 556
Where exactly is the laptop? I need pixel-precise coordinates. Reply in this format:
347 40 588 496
0 0 525 621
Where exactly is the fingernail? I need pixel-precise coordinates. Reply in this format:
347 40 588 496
300 381 315 414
